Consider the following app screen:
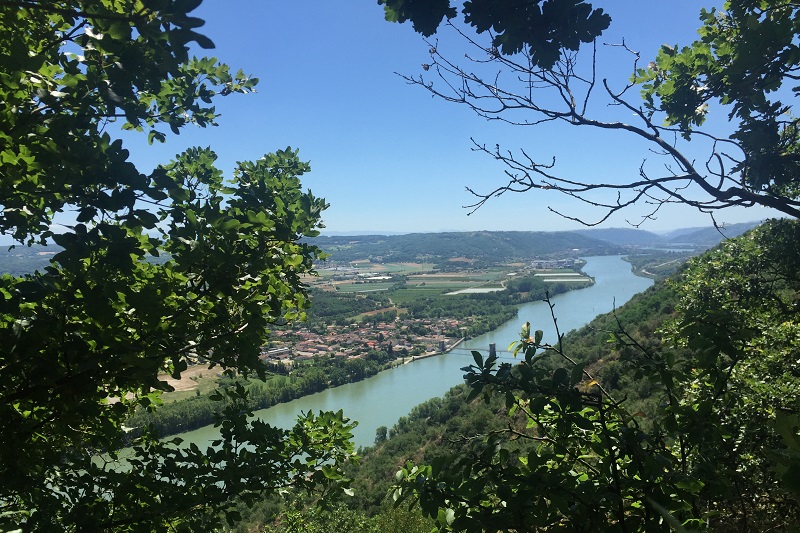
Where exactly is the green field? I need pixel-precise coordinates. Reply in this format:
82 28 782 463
315 262 435 278
378 263 435 273
404 268 509 290
387 288 451 303
335 282 396 293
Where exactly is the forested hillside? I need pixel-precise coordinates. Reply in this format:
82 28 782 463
310 231 619 263
573 227 665 246
0 245 56 276
664 220 763 246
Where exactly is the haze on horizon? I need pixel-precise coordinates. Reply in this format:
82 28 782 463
316 219 770 238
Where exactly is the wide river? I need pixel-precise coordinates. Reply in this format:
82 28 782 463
178 255 653 449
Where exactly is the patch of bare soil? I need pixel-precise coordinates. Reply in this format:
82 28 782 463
159 365 214 392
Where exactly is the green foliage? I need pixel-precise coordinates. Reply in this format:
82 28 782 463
659 219 800 528
394 324 690 531
375 0 800 527
0 0 258 245
378 0 456 37
769 408 800 502
378 0 611 68
635 1 800 196
56 400 354 531
0 2 353 530
314 385 514 522
306 290 391 322
259 501 432 533
375 425 389 444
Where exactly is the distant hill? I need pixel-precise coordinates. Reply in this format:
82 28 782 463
667 220 763 246
1 232 617 274
574 221 766 250
309 231 620 263
573 228 665 247
0 222 768 275
0 244 58 275
320 230 409 236
659 226 709 240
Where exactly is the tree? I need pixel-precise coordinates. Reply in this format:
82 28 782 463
660 218 800 529
381 1 800 530
393 223 800 530
0 1 354 530
375 425 389 445
393 300 696 532
380 0 800 225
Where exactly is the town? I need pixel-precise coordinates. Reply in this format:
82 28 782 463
264 315 466 365
259 257 593 368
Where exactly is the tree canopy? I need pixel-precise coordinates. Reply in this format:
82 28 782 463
0 1 353 530
378 0 611 68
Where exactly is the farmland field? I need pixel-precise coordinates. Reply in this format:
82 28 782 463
403 268 510 292
335 282 396 293
308 261 590 296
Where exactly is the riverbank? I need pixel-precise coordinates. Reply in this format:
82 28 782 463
169 256 653 449
139 268 596 433
404 337 465 364
623 252 695 282
133 336 471 438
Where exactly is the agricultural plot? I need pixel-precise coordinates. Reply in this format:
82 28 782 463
404 269 510 293
385 288 451 304
407 270 505 284
310 263 565 295
371 262 435 273
335 282 396 293
446 287 505 294
533 271 593 283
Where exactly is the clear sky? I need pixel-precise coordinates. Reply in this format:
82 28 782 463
120 1 779 235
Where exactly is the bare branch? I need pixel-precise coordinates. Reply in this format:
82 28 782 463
401 20 800 224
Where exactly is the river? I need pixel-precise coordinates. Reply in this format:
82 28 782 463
177 255 653 449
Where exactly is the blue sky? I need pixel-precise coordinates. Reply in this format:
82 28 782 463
121 1 778 234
